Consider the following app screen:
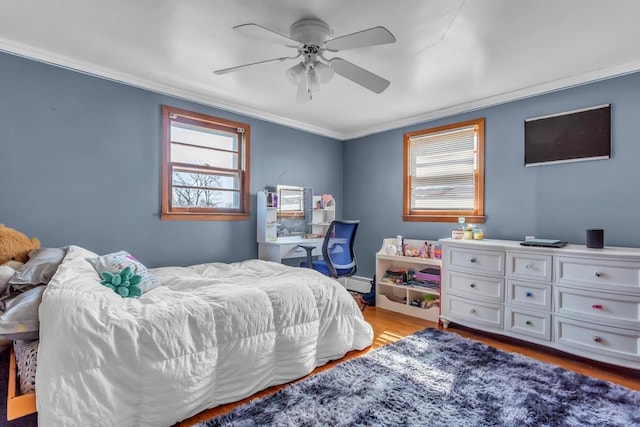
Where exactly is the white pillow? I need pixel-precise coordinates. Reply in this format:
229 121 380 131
86 251 161 294
9 247 66 287
0 265 16 295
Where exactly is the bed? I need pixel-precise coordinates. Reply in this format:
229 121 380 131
30 245 373 426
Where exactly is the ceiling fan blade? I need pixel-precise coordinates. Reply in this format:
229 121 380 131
233 23 299 46
325 26 396 51
214 57 291 75
330 58 390 94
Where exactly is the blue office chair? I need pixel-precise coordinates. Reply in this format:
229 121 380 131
299 220 359 278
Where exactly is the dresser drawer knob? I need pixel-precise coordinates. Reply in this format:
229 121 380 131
470 283 476 288
525 320 533 326
469 258 477 263
469 308 476 314
594 271 602 277
525 264 533 270
592 304 603 310
525 291 532 298
592 336 602 343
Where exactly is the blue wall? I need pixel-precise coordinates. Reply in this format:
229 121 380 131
0 52 343 267
344 72 640 277
2 51 639 277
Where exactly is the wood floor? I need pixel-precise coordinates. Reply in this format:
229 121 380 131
177 306 639 426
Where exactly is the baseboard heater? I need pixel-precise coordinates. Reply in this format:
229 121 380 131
337 276 372 293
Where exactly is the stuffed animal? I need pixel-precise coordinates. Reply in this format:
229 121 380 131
0 225 41 266
100 266 143 298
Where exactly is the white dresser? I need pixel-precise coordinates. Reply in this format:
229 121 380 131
439 238 640 369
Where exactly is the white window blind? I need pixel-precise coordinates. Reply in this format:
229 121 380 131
409 124 478 211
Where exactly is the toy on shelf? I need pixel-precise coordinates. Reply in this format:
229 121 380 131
399 238 438 259
421 294 440 309
383 268 408 285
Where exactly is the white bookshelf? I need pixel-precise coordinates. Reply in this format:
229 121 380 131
375 238 442 322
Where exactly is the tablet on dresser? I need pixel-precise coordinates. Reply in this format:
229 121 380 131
520 239 567 248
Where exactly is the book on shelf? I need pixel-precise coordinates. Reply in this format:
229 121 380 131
414 266 440 283
415 271 440 282
379 277 397 285
406 280 440 290
385 269 408 282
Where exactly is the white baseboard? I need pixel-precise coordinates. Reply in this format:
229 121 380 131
337 276 372 293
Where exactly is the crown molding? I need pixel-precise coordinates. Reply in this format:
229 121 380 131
2 37 640 142
0 38 344 140
342 60 640 140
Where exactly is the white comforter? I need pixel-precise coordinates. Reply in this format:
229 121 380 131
36 246 373 426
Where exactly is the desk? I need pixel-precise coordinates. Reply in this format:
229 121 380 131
258 237 324 263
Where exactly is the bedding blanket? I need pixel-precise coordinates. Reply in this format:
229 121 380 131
36 246 373 426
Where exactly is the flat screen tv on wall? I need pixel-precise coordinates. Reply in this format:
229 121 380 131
524 104 611 166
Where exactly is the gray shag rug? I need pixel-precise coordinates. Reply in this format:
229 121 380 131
196 328 640 427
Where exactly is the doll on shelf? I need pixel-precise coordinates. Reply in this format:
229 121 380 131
419 242 433 258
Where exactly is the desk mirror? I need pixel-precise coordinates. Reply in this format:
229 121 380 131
277 185 305 218
276 185 312 237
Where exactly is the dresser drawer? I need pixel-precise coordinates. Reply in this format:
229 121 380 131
447 247 505 275
555 316 640 365
507 252 552 282
555 286 640 329
447 271 504 303
445 295 503 330
507 280 552 311
505 307 551 341
556 256 640 291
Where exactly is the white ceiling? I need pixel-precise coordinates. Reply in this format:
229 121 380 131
1 0 640 140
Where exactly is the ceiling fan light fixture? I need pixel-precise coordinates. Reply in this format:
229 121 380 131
295 67 323 103
296 74 311 103
285 62 306 84
314 61 334 84
308 68 321 91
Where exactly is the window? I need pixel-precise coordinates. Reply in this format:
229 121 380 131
403 118 485 223
161 105 250 221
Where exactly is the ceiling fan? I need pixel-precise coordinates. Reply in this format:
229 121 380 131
214 18 396 102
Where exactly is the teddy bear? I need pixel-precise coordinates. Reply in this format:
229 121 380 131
0 224 41 267
0 226 41 350
0 224 41 296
